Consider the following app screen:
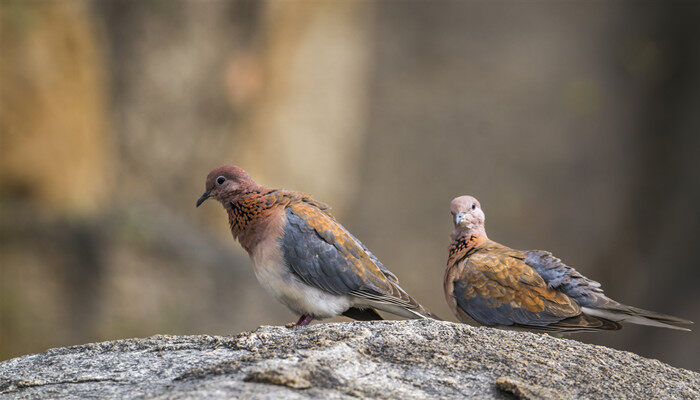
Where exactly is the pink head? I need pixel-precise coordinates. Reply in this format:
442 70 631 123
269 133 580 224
450 195 487 236
196 165 258 207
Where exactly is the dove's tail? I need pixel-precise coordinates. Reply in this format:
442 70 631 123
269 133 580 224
409 308 443 321
581 305 693 331
404 298 443 320
371 300 442 321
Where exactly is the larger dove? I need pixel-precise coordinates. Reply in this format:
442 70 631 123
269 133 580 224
197 165 438 326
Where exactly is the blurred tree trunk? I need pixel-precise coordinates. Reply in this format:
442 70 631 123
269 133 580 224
0 0 109 358
0 0 109 213
237 1 372 215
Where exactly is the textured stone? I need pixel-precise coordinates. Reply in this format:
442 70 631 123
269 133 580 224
0 320 697 399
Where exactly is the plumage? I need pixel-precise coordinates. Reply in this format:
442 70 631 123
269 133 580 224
444 195 693 333
197 165 437 325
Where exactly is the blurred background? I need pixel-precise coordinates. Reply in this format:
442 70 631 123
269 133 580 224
1 0 698 370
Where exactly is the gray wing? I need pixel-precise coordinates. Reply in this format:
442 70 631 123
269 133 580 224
281 209 405 301
524 250 617 309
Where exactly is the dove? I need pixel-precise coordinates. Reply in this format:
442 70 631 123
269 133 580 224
197 165 438 326
444 195 693 333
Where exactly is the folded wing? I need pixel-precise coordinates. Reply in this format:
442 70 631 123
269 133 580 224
453 252 620 332
282 202 435 318
525 250 692 330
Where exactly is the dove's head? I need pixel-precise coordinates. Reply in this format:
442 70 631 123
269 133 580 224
450 195 486 235
196 165 258 207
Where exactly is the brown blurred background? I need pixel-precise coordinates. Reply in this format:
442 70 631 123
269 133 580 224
1 0 698 370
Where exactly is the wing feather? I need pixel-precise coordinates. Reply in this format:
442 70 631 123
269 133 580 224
453 252 582 327
282 203 430 316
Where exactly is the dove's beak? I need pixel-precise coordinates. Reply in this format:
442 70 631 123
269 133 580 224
196 190 211 207
454 212 466 226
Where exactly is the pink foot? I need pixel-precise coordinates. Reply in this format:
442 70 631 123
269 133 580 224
295 314 314 326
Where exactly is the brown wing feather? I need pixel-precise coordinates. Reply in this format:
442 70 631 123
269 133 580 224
451 249 589 329
468 252 579 314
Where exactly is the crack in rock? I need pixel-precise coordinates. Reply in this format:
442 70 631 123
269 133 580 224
496 376 570 400
244 366 313 390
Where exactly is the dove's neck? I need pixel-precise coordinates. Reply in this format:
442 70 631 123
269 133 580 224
225 189 284 252
447 228 488 267
450 225 487 242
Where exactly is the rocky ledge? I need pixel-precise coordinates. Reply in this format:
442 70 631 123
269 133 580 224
0 320 697 399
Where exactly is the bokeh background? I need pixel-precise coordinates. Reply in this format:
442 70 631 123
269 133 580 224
1 0 698 370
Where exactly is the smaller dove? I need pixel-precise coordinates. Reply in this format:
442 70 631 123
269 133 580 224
444 195 693 333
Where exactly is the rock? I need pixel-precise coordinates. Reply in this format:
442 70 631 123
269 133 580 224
0 320 697 399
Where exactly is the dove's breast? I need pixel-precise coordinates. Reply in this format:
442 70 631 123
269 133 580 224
444 257 482 326
247 207 352 318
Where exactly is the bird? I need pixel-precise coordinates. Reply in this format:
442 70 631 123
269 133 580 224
196 164 438 326
444 195 693 333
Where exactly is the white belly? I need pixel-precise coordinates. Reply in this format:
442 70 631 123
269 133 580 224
250 240 352 318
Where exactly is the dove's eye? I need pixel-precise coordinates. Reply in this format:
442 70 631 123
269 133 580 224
216 176 226 185
471 203 476 210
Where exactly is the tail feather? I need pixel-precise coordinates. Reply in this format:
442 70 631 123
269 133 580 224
402 302 442 320
517 313 621 334
581 306 692 331
410 300 443 320
555 313 622 332
414 309 443 321
621 305 694 325
370 301 442 320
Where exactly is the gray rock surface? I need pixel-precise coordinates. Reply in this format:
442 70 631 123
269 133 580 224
0 320 697 399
